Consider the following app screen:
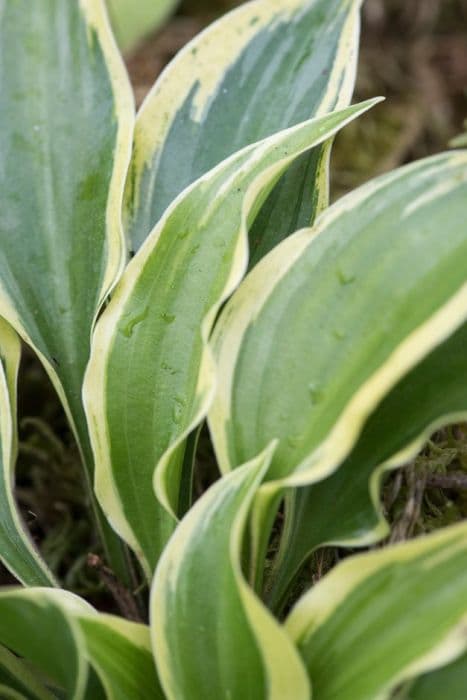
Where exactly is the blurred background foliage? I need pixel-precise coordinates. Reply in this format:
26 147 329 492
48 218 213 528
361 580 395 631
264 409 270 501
4 0 466 600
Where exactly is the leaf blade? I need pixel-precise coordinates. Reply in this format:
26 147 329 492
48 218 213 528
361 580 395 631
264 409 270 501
151 446 310 700
0 319 55 586
85 101 379 574
125 0 363 251
209 151 467 485
267 321 467 610
286 523 467 700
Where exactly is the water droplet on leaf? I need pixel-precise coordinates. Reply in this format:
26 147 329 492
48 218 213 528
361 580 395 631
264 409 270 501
120 308 148 338
308 383 324 404
336 267 355 285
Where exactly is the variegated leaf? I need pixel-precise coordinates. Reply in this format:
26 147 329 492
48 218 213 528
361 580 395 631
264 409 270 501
0 319 55 586
0 0 134 574
0 588 162 700
85 101 378 575
0 589 90 700
407 650 467 700
267 321 467 611
151 446 310 700
125 0 363 252
208 151 467 587
286 522 467 700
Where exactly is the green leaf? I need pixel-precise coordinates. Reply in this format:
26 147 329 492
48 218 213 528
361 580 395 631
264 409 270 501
107 0 179 52
208 150 467 591
0 644 55 700
78 615 163 700
209 151 467 480
125 0 363 252
151 445 310 700
0 0 134 575
0 589 162 700
286 522 467 700
84 100 379 575
267 320 467 611
0 589 90 700
0 319 55 586
407 650 467 700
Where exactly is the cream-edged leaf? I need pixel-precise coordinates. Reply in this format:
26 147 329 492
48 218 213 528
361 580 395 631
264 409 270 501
77 614 163 700
0 589 90 700
151 446 310 700
84 100 379 575
267 321 467 610
407 650 467 700
125 0 363 252
0 0 134 575
208 151 467 596
286 522 467 700
0 588 163 700
0 319 55 586
209 151 467 485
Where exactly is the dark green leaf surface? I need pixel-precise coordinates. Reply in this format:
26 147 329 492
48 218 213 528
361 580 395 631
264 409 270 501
210 152 467 485
0 320 55 586
125 0 362 251
268 321 467 610
287 523 467 700
0 0 134 576
85 102 377 574
152 447 309 700
0 0 133 471
408 651 467 700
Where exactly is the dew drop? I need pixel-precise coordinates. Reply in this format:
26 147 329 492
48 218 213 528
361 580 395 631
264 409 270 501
120 308 148 338
161 312 176 324
161 362 178 375
332 328 346 341
172 405 183 425
287 434 302 448
336 267 356 285
308 382 324 405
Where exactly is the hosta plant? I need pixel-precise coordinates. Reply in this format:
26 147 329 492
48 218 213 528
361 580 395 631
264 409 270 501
0 0 466 698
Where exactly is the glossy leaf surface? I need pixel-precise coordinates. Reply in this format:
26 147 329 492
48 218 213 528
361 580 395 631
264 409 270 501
287 523 467 700
0 320 55 586
125 0 362 251
152 447 310 700
210 152 467 486
85 101 377 574
267 321 467 609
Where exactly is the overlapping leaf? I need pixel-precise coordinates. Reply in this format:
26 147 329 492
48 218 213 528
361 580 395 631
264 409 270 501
286 522 467 700
0 0 134 574
0 319 55 586
0 589 161 700
0 589 90 699
208 151 467 585
151 446 310 700
408 650 467 699
267 321 467 610
0 644 55 700
78 614 164 700
85 100 378 575
125 0 363 252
